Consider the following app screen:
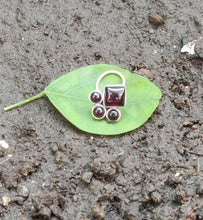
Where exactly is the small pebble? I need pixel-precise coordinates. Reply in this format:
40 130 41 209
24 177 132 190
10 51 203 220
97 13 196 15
72 195 78 202
51 143 58 153
153 50 157 55
81 171 93 183
146 184 155 193
2 196 11 206
96 37 101 41
175 172 180 177
55 151 62 163
92 204 105 219
44 27 50 36
129 194 139 202
149 13 164 25
17 185 29 198
151 191 162 204
183 121 193 127
192 125 198 130
0 140 9 149
148 29 154 34
13 196 25 205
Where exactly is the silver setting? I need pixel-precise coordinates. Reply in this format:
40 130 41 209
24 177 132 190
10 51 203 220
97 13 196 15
89 70 126 122
95 70 125 91
89 90 103 104
106 108 121 122
92 104 106 120
103 85 126 108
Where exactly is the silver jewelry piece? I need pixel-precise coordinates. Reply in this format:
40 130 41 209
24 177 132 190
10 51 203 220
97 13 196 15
89 70 126 122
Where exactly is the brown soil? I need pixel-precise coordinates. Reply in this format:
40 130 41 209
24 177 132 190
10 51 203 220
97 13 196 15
0 0 203 219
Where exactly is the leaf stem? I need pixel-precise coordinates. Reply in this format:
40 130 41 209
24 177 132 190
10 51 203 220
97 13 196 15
4 91 46 111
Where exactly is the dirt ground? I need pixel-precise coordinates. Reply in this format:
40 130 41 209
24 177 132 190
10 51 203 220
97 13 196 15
0 0 203 219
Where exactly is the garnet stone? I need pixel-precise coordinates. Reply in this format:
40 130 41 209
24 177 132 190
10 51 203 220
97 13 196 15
89 90 102 104
107 108 121 122
92 105 106 119
104 85 125 107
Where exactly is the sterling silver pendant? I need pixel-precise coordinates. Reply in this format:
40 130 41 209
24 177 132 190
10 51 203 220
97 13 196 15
89 70 126 122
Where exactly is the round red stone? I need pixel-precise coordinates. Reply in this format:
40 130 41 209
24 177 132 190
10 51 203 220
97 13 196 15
92 105 105 119
89 91 102 104
107 108 120 121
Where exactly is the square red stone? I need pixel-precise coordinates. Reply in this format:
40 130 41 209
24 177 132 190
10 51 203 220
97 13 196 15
104 85 125 107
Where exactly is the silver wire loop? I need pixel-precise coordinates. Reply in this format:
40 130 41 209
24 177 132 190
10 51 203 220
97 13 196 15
95 70 125 91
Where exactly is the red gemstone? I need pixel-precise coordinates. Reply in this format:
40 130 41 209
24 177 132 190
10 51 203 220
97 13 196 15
104 86 125 107
92 105 106 119
107 108 120 121
89 91 102 104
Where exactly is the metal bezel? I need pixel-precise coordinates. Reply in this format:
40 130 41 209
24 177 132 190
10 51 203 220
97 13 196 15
89 90 103 104
91 104 106 120
89 70 126 122
95 70 126 91
103 84 126 108
106 108 121 122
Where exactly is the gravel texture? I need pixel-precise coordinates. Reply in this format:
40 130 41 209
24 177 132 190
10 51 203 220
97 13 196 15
0 0 203 219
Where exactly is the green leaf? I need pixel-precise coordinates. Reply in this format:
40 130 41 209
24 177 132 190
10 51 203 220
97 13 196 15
4 64 162 135
45 64 161 135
